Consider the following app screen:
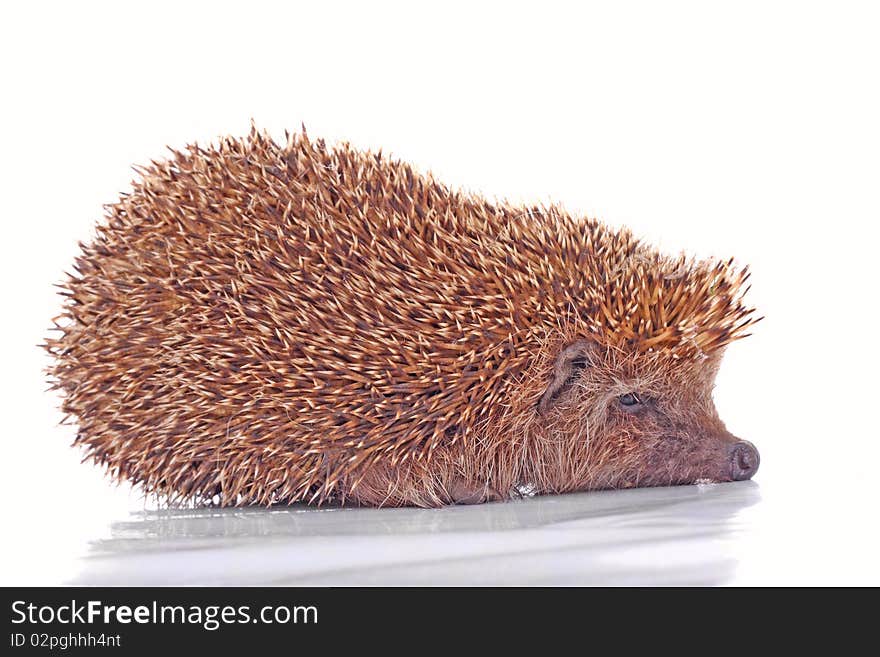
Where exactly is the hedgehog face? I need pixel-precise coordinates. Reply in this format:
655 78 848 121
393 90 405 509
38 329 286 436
533 340 759 492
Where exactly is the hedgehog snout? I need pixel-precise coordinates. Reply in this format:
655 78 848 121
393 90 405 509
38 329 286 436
729 440 760 481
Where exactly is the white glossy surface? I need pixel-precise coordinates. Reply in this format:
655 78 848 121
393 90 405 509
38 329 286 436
4 467 878 586
72 484 761 586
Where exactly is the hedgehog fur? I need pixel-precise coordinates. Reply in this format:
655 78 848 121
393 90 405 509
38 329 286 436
46 126 760 507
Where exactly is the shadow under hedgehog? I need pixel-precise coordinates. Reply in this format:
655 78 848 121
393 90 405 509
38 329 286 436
47 127 761 507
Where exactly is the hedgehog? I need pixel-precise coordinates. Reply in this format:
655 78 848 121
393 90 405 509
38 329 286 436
46 126 761 508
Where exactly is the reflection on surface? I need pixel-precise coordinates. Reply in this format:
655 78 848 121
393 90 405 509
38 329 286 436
73 481 760 585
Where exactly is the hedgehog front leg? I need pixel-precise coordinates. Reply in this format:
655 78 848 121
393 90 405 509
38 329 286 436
444 478 502 505
341 458 505 507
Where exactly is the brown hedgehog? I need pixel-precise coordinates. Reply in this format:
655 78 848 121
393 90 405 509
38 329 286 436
46 126 760 508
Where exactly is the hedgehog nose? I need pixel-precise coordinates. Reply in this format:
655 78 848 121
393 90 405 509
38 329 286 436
730 441 760 481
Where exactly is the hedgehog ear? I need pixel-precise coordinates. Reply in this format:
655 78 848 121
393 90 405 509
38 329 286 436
538 340 599 414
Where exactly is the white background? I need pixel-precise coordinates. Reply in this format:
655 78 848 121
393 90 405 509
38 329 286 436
1 1 878 585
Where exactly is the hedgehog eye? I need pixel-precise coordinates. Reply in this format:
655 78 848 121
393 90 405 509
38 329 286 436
618 393 642 407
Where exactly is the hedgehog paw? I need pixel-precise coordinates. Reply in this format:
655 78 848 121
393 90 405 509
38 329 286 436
446 479 502 505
